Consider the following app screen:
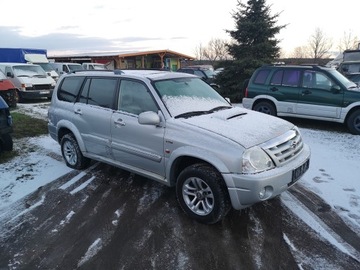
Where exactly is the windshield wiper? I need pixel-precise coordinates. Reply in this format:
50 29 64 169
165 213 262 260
175 111 210 119
175 106 232 119
208 106 232 113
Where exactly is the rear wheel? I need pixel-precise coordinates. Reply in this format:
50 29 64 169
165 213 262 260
346 110 360 135
60 134 90 169
176 163 231 224
1 134 13 151
253 101 276 116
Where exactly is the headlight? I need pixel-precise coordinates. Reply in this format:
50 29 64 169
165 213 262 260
242 146 274 173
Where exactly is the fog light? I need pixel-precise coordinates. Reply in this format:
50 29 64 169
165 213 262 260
258 186 273 200
259 188 267 199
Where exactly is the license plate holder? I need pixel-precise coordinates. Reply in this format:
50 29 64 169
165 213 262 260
290 159 310 186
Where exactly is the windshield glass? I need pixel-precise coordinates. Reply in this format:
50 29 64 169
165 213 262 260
13 65 47 77
93 64 106 70
0 70 6 80
328 69 358 89
153 77 229 117
38 63 54 72
68 65 83 72
202 69 215 78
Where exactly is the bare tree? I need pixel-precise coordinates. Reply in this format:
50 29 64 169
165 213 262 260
193 43 205 60
308 28 333 59
202 38 230 62
338 30 359 51
291 46 311 58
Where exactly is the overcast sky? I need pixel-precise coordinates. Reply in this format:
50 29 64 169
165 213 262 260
0 0 359 58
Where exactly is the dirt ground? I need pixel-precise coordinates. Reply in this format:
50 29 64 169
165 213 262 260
0 161 359 270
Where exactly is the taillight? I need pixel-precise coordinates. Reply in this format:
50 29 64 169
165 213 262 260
244 87 248 97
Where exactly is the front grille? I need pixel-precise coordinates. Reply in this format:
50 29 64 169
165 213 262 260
26 84 53 90
261 128 303 166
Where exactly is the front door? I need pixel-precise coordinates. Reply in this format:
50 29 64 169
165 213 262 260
110 79 165 179
296 70 344 118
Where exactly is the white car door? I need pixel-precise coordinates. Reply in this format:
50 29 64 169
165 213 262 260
110 79 166 179
73 77 118 157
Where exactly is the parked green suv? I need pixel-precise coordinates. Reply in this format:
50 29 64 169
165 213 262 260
242 65 360 135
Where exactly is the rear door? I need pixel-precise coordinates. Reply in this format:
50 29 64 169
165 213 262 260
296 70 343 118
73 77 118 157
267 68 301 114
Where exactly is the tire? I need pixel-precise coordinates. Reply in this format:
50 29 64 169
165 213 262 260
60 134 90 169
176 163 231 224
253 101 276 116
346 110 360 135
1 134 13 151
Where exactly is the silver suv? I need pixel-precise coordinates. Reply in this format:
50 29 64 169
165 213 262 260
48 70 311 224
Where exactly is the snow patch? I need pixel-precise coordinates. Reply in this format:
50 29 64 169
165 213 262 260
77 238 103 267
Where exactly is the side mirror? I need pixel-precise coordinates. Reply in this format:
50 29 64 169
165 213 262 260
6 72 14 78
331 85 341 93
138 111 160 125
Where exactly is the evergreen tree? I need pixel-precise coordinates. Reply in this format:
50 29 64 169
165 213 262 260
215 0 285 102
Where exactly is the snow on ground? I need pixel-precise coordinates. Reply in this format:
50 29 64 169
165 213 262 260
0 102 359 236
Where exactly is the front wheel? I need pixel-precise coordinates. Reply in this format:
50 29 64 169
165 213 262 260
60 134 90 169
176 163 231 224
253 101 276 116
346 110 360 135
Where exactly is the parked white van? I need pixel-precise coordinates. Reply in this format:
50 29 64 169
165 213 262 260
51 62 83 76
82 63 107 70
0 63 56 101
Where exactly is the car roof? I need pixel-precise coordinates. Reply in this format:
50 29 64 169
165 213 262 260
259 64 331 71
63 69 197 81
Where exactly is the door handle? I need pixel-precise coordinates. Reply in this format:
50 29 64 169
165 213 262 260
114 118 126 126
74 108 82 115
270 87 278 92
302 90 312 95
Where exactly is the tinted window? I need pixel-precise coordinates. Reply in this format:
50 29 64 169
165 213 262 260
81 78 118 108
253 69 270 84
270 70 283 85
58 76 85 102
282 70 300 87
118 80 158 115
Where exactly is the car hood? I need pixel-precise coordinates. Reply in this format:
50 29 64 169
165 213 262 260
17 76 54 84
181 107 294 149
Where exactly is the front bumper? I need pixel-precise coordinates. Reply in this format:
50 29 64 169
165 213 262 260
223 144 311 210
19 89 54 100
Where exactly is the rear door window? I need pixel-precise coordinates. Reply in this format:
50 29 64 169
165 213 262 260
282 70 300 87
80 78 118 109
58 76 85 102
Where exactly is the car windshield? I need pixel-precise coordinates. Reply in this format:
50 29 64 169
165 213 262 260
68 65 83 72
13 65 47 77
38 63 55 72
328 69 358 89
0 70 6 80
202 69 215 78
153 77 230 117
93 64 106 70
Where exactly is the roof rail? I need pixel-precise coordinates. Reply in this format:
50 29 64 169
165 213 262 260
70 69 115 74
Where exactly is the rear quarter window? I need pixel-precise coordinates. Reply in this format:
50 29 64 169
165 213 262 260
253 69 270 84
58 76 85 102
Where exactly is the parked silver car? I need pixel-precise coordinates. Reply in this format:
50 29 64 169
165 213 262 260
48 70 311 224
